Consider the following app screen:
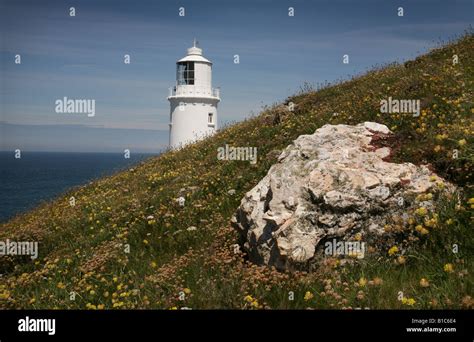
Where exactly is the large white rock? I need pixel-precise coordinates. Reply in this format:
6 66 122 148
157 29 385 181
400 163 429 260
231 122 451 271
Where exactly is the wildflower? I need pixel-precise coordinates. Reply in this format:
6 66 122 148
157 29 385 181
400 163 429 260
304 291 314 301
397 256 406 264
424 216 437 227
358 277 367 287
388 246 399 256
0 290 10 300
419 278 430 288
415 207 428 216
150 261 157 268
143 239 149 245
29 298 36 304
402 297 416 306
97 304 105 310
244 295 254 303
89 290 95 295
250 300 260 309
445 218 454 225
416 225 429 235
373 277 383 286
183 288 191 295
443 263 454 273
86 303 97 310
57 282 66 289
458 139 467 146
461 296 473 309
433 145 442 152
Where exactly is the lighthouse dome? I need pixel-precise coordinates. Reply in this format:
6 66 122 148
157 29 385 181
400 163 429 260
187 46 202 55
177 51 211 64
177 41 211 64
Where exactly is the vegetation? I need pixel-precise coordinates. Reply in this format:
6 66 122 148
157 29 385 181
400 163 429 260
0 33 472 310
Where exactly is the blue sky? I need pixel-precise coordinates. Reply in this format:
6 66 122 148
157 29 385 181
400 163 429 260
1 0 472 152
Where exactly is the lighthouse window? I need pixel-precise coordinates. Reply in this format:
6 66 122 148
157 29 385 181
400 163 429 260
208 113 213 124
177 62 195 85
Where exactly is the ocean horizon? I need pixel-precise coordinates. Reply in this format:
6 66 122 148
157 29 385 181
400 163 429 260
0 151 157 223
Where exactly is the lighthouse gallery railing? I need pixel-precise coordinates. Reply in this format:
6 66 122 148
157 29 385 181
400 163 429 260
169 86 220 99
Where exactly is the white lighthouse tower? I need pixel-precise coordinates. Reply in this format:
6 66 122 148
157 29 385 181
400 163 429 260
168 40 220 148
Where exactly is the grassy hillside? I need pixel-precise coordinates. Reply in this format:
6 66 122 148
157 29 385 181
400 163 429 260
1 33 472 310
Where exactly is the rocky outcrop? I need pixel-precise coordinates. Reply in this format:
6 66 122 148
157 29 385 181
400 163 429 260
231 122 451 271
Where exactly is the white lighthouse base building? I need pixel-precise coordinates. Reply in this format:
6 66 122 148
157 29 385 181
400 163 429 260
168 41 220 149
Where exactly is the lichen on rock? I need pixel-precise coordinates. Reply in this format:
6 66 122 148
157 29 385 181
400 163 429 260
231 122 453 271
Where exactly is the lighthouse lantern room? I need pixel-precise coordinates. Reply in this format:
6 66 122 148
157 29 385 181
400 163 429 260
168 40 220 148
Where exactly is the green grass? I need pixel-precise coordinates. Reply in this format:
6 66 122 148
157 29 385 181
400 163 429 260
0 33 472 310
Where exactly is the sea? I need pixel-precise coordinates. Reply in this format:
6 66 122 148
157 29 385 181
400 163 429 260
0 151 155 223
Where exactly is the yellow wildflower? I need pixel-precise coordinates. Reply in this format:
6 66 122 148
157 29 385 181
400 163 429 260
443 263 454 273
419 278 430 288
388 246 399 256
415 207 428 216
244 295 253 303
402 297 416 306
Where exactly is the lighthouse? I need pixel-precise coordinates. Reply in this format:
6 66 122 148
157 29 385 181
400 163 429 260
168 40 220 148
